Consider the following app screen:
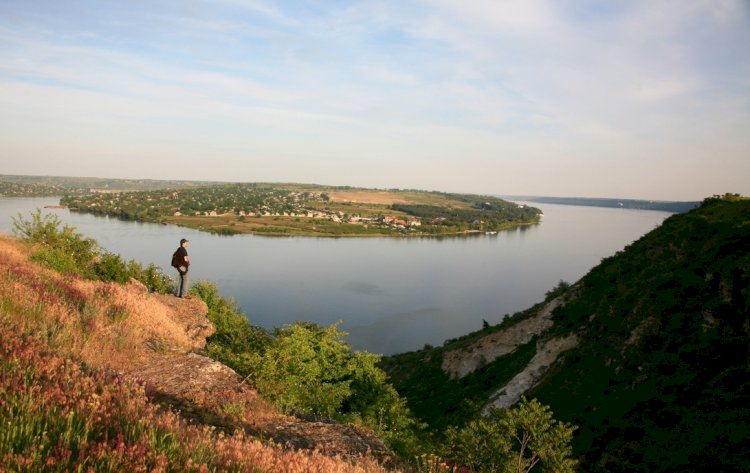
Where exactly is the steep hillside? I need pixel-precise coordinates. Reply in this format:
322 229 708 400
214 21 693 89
383 196 750 472
0 234 396 472
534 196 750 472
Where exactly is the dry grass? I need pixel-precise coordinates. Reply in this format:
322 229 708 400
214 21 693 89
0 234 405 472
327 190 417 205
326 190 470 208
0 235 194 371
0 322 399 473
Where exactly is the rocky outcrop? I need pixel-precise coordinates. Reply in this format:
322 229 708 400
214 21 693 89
150 294 215 350
0 235 393 466
441 296 564 378
124 289 394 463
261 420 391 461
125 279 214 351
129 350 392 462
129 352 255 412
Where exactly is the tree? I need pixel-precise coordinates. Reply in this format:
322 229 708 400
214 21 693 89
445 397 577 473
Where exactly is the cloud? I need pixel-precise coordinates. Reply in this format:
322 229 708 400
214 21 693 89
0 0 747 199
210 0 301 27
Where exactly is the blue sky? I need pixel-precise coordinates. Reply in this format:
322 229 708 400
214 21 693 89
1 0 748 200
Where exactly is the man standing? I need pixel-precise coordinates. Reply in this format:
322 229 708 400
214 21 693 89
173 238 190 298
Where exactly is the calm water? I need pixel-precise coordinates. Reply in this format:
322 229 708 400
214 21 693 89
0 197 672 354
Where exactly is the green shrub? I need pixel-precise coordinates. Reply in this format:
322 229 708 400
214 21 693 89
134 263 175 294
209 226 239 235
444 398 577 473
189 280 271 375
93 252 131 283
253 321 423 455
13 210 175 294
253 322 354 418
29 246 82 275
14 210 98 273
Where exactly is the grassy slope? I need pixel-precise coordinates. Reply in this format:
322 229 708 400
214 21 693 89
0 235 396 472
383 197 750 472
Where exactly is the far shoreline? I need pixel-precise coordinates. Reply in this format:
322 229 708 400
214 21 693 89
161 215 541 239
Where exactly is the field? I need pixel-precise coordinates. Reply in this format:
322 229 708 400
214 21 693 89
325 189 469 207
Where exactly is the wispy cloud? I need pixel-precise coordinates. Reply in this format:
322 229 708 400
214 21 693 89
0 0 747 199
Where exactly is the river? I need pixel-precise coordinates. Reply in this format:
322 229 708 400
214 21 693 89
0 197 673 354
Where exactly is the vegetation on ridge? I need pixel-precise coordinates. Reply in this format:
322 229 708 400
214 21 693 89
383 194 750 472
12 209 173 293
532 194 750 472
0 220 396 472
191 281 424 457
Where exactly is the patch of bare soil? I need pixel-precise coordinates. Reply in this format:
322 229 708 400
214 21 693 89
327 190 413 205
482 334 579 412
441 296 565 378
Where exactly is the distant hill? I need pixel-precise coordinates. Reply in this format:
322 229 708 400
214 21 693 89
502 195 700 213
382 195 750 472
0 174 214 196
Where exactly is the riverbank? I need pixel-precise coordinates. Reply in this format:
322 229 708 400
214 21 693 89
162 213 540 238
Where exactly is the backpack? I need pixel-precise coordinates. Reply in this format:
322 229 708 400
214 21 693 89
171 249 182 268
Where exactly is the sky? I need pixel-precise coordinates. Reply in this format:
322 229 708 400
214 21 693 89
1 1 748 200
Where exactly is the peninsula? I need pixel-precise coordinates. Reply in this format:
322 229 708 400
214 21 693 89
58 182 543 237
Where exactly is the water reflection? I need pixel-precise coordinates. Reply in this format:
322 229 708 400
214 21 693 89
0 197 671 354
